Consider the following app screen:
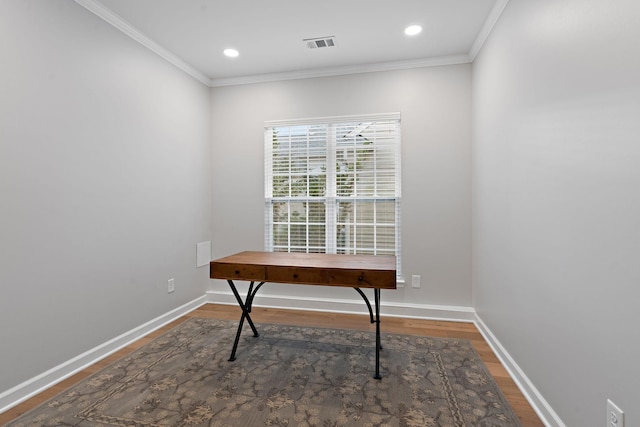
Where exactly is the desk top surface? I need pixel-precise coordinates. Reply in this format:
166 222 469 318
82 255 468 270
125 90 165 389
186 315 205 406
212 250 396 269
210 251 397 289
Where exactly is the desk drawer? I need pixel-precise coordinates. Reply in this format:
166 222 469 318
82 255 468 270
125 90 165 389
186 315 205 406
266 266 328 285
210 263 266 281
328 269 396 289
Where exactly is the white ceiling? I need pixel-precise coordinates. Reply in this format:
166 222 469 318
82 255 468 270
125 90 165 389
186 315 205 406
77 0 506 86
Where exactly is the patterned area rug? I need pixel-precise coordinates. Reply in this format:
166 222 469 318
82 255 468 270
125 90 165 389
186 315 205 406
6 318 522 426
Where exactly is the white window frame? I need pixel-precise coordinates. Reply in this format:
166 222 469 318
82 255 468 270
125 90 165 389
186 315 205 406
264 113 402 277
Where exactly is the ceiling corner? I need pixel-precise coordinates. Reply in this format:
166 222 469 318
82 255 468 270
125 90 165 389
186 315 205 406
468 0 510 61
74 0 212 86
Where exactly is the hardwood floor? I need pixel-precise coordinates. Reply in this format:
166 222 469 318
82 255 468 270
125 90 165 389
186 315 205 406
0 303 544 426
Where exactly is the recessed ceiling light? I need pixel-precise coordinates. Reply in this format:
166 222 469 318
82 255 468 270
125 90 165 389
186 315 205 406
404 25 423 36
223 48 239 58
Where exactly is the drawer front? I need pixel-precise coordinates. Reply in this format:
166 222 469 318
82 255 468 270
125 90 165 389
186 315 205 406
210 263 266 281
328 269 396 289
266 266 328 285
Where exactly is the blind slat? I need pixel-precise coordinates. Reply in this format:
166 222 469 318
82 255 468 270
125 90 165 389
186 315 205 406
265 115 402 274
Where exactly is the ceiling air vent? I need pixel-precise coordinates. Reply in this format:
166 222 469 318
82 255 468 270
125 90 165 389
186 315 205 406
304 36 336 49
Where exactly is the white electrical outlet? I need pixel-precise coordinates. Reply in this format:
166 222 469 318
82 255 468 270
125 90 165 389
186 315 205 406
411 275 421 288
167 278 175 294
607 399 624 427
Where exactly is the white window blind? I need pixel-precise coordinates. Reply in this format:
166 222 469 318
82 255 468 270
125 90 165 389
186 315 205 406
265 113 401 276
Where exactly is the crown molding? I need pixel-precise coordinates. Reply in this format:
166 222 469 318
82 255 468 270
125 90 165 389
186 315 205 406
74 0 212 86
469 0 510 61
210 54 472 87
75 0 507 88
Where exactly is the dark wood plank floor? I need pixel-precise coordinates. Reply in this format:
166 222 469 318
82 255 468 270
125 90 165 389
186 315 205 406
0 303 544 426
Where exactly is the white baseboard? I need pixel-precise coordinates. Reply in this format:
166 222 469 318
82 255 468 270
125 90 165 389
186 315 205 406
1 292 561 427
0 295 207 414
209 290 563 426
205 290 477 322
474 313 565 427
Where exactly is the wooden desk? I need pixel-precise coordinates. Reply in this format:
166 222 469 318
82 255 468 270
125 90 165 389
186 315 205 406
210 251 397 379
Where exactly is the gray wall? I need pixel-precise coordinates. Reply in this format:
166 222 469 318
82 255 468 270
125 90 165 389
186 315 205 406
9 1 639 424
472 0 640 425
0 1 211 392
209 66 472 308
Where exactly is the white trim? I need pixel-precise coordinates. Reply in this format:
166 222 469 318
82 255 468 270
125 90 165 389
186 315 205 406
474 313 566 427
211 54 471 87
72 0 508 88
73 0 212 86
0 296 207 414
72 0 505 88
207 290 562 425
206 290 476 323
264 116 402 274
0 292 561 427
265 112 401 128
468 0 510 61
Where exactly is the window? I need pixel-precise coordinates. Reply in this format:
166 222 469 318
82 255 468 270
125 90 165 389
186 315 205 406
265 113 401 275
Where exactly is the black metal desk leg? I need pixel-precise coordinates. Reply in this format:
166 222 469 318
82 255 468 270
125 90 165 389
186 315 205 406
354 287 383 379
227 279 263 361
374 288 382 380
